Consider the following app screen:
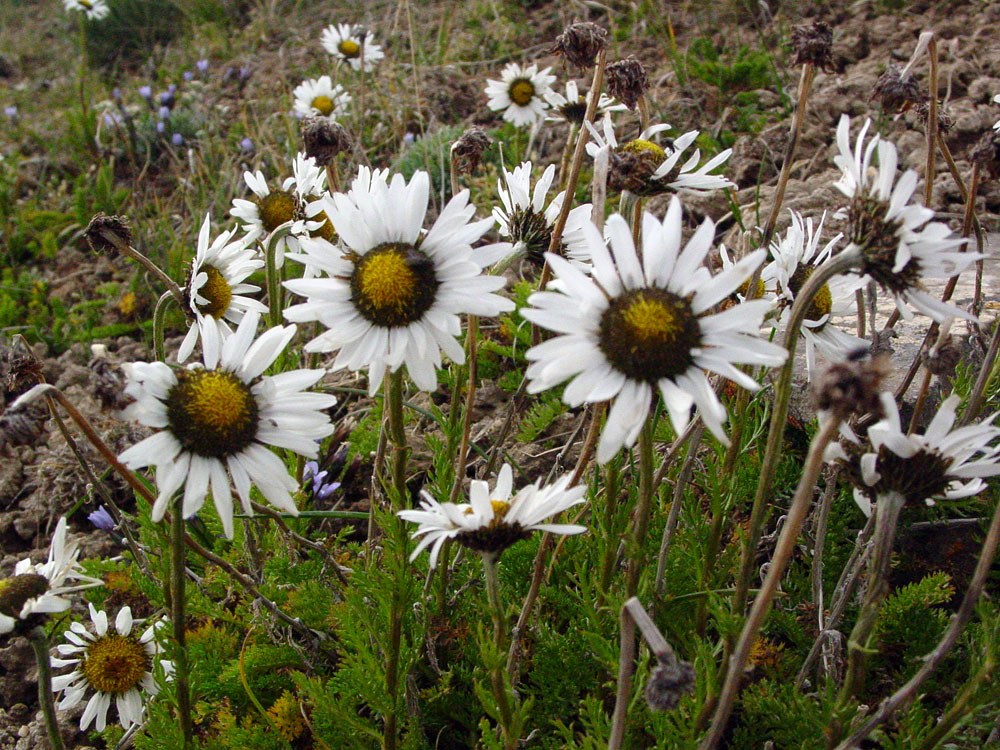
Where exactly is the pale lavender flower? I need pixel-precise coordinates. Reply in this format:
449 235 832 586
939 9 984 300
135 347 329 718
196 59 209 73
88 506 115 531
138 85 152 100
171 133 184 146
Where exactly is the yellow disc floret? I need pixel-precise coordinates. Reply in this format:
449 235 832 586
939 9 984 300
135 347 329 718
0 574 49 619
81 634 150 695
620 139 667 160
337 39 360 59
195 265 233 320
509 79 536 106
311 96 335 117
350 243 439 327
166 369 259 458
257 190 299 233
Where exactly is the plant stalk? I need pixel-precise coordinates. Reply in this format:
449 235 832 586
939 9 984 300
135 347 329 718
170 496 194 748
28 627 65 750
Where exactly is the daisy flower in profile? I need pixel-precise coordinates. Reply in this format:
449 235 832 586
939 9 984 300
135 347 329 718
833 115 978 322
51 605 172 732
62 0 110 20
828 392 1000 516
118 311 337 538
493 161 596 269
586 113 734 196
177 214 267 365
763 211 867 378
485 63 556 128
544 79 624 125
320 23 384 72
283 167 514 395
522 198 787 462
0 517 100 635
292 75 351 120
398 464 587 567
230 153 329 267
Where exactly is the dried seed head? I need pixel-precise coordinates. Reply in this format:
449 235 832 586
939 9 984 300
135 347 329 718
922 327 962 379
450 127 492 175
791 21 835 72
813 351 890 420
605 56 649 110
970 129 1000 179
871 64 925 113
3 344 43 401
89 345 133 412
644 652 696 711
301 116 352 167
85 213 133 255
550 22 608 70
913 101 953 134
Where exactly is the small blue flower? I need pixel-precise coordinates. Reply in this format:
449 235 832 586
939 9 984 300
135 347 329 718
88 506 115 531
156 121 165 133
183 71 194 81
4 106 17 119
138 85 152 99
240 137 254 152
167 83 177 94
172 133 184 146
196 59 209 72
158 105 171 120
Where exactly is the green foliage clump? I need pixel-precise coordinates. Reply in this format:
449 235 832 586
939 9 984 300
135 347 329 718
84 0 185 68
684 37 780 94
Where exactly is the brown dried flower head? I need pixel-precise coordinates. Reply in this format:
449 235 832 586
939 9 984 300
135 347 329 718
813 350 890 420
450 127 492 175
3 342 43 401
89 344 133 412
922 328 962 379
605 57 649 110
85 213 133 255
551 22 608 70
871 64 926 113
644 651 696 711
301 116 352 167
970 129 1000 179
913 101 953 134
791 21 834 72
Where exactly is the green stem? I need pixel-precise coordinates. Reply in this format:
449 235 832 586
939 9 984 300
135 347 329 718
483 553 516 749
383 370 408 750
828 490 906 748
28 627 65 750
733 246 862 616
264 226 291 330
170 498 193 748
598 460 622 598
152 291 176 363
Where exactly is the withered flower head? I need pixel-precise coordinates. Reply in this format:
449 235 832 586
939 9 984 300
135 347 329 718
970 129 1000 179
450 127 492 175
89 344 133 412
644 651 696 711
813 351 889 420
550 22 608 69
3 343 43 401
301 116 352 167
605 56 649 110
913 101 953 134
791 21 835 72
871 64 925 113
921 321 962 379
85 213 133 255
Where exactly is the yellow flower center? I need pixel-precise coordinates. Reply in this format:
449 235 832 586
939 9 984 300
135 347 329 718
338 39 360 59
81 634 150 695
165 369 259 458
195 264 232 320
0 574 49 619
350 243 439 327
257 190 299 233
311 95 335 117
509 79 536 106
788 266 833 327
307 197 336 242
598 289 702 382
80 0 93 7
620 139 667 160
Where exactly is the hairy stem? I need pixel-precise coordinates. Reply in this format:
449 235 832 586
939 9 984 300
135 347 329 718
171 496 194 748
28 627 65 750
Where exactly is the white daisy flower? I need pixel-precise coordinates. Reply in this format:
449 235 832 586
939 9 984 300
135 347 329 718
762 211 868 379
230 154 329 267
283 166 514 395
832 115 979 322
118 311 337 538
320 23 384 72
177 214 268 365
544 79 625 125
993 93 1000 131
292 75 351 120
485 63 556 128
586 113 734 196
827 392 1000 516
522 197 788 463
0 517 101 635
62 0 110 20
51 604 172 732
493 161 596 269
398 463 587 567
